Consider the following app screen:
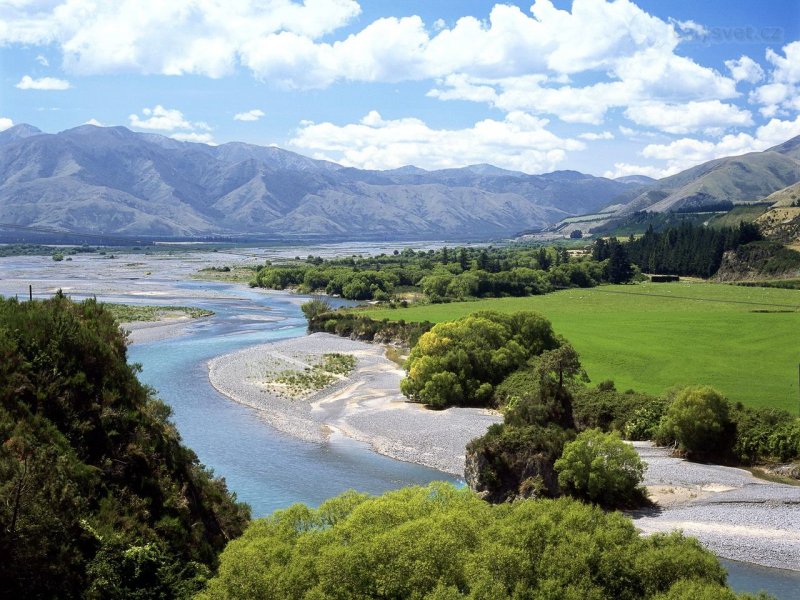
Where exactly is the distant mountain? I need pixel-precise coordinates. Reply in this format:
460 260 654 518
0 123 43 145
0 124 635 240
616 136 800 216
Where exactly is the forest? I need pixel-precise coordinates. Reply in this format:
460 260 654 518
0 295 249 599
252 243 635 302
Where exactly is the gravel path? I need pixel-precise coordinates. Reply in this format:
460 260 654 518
631 442 800 571
208 332 501 475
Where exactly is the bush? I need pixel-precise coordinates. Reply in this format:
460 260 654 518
300 297 333 321
200 483 738 600
732 405 800 464
554 429 646 508
400 311 560 408
656 386 733 458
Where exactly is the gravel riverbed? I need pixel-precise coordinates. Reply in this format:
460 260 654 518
210 335 800 571
208 332 501 475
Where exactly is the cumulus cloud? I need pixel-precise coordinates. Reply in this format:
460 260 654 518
84 118 103 126
171 132 216 144
0 117 13 131
289 110 584 173
725 55 764 84
129 105 215 144
129 105 194 131
750 42 800 117
0 0 361 77
234 109 265 121
603 162 668 179
640 115 800 173
15 75 71 90
35 54 49 66
578 131 614 141
624 100 753 135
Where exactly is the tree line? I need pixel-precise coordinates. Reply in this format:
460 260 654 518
624 221 761 277
252 243 635 302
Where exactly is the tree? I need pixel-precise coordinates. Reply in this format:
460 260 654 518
606 238 633 283
400 311 559 408
200 483 742 600
570 229 582 239
657 386 733 458
554 429 646 508
0 296 250 598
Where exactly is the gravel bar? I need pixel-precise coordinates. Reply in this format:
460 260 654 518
208 332 501 475
631 441 800 571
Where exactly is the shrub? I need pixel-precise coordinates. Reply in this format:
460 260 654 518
554 429 646 508
200 484 736 600
656 386 733 458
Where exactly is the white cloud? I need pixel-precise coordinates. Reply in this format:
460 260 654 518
84 118 103 126
289 110 584 173
15 75 71 90
579 131 614 141
624 100 753 135
129 105 214 143
750 42 800 117
171 132 216 144
129 105 193 131
0 0 361 77
640 115 800 173
0 117 13 131
606 114 800 178
603 162 668 179
234 109 265 122
35 54 49 66
725 55 764 84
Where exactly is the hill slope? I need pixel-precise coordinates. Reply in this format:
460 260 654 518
617 136 800 216
0 125 635 240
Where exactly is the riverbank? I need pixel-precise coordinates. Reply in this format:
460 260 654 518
208 332 501 475
209 333 800 571
123 317 197 345
631 442 800 571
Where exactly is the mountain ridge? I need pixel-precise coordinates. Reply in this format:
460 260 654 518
0 124 639 240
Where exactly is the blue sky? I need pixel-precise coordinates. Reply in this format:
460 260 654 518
1 0 798 178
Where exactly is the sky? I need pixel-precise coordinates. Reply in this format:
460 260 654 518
1 0 799 178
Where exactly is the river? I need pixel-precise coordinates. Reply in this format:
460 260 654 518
121 280 800 599
1 246 795 600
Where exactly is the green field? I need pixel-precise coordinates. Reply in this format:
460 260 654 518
367 282 800 412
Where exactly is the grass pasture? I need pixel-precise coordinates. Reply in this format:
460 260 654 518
367 282 800 412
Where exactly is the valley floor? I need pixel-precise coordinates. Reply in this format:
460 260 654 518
208 333 800 572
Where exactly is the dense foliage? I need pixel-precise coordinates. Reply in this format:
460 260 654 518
307 312 434 346
653 386 800 464
200 483 755 600
0 295 250 599
254 244 630 302
400 311 560 408
554 429 646 508
624 221 761 277
655 386 734 457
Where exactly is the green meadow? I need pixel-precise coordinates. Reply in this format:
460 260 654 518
367 282 800 412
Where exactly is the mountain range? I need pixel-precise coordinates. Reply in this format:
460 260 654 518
0 124 641 240
1 123 799 241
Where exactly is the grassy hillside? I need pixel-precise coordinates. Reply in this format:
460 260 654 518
766 181 800 207
366 282 800 412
